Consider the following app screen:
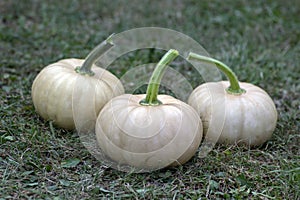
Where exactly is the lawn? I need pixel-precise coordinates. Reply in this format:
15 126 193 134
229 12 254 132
0 0 299 199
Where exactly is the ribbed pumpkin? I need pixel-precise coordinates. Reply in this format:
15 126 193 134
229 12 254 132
187 53 277 146
95 50 203 171
32 36 124 130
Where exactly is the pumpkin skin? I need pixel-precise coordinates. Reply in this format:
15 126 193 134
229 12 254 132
188 81 277 146
31 58 124 130
95 94 203 171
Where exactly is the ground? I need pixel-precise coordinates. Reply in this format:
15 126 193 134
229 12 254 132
0 0 299 199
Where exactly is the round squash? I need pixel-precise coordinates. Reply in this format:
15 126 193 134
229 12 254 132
32 36 124 130
95 50 203 171
187 53 277 146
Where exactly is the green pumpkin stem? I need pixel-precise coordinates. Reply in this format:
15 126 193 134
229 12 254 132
75 34 114 76
187 52 246 95
140 49 179 106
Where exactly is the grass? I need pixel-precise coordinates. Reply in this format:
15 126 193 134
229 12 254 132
1 0 299 199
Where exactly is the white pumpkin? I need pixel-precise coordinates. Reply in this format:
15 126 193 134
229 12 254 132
188 81 277 146
96 94 203 170
187 53 277 146
32 58 124 130
95 49 203 171
32 36 124 130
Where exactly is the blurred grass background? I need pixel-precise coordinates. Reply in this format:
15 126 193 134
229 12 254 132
0 0 299 199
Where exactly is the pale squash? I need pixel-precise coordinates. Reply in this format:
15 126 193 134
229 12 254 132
95 50 203 171
32 36 124 130
187 53 277 146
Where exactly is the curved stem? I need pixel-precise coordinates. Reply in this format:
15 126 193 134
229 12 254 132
187 52 246 95
140 49 179 106
75 34 114 76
